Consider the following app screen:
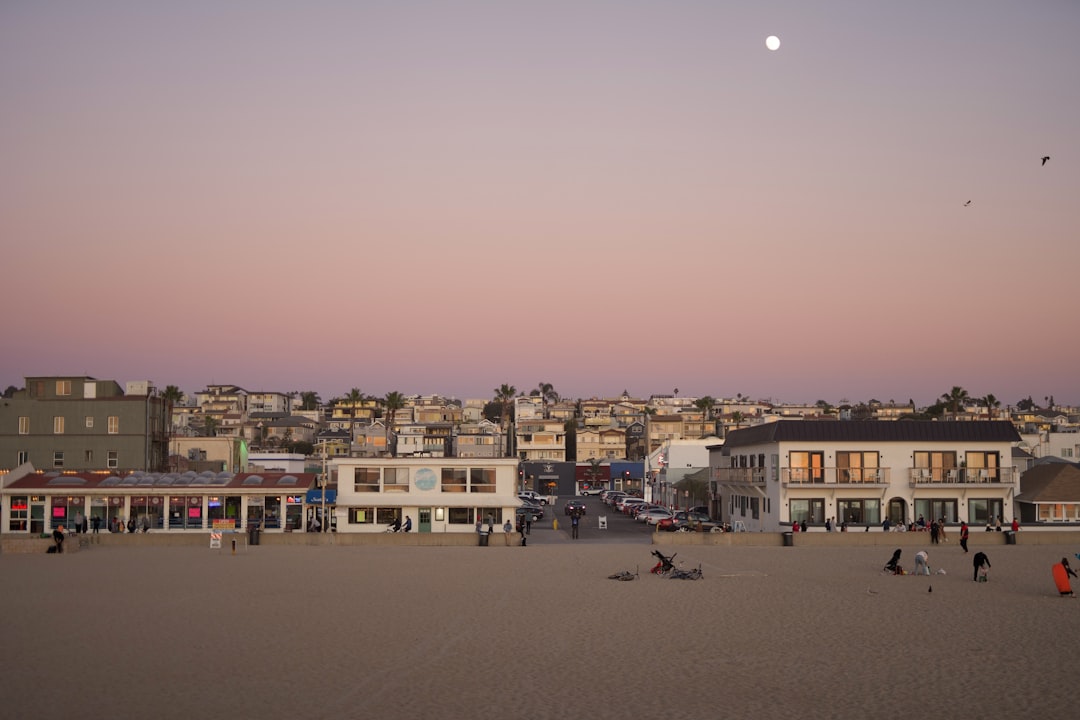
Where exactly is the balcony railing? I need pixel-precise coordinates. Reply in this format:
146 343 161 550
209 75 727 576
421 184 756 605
780 468 891 485
908 467 1014 485
714 468 768 485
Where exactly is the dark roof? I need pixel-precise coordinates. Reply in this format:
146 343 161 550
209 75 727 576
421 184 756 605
723 420 1021 448
1016 464 1080 503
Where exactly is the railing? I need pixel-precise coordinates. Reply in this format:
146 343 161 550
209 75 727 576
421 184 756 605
714 468 768 484
908 467 1014 485
780 468 891 485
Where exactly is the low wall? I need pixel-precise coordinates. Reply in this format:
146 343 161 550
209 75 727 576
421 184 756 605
652 529 1079 548
3 530 519 551
1 535 83 554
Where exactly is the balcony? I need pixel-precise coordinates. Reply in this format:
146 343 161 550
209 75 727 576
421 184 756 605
780 468 891 485
908 467 1015 485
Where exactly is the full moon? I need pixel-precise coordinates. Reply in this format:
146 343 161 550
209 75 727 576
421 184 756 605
766 35 781 51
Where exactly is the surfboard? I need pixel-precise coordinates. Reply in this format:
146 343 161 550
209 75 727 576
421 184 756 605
1052 563 1073 595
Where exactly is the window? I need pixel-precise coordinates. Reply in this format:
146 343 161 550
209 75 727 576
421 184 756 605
837 499 881 526
441 467 467 493
17 450 29 465
383 467 410 493
964 451 1000 482
19 416 29 434
448 507 475 524
349 507 375 524
85 450 93 463
9 495 28 531
107 450 118 469
790 498 825 524
836 451 880 482
470 467 496 493
86 416 94 428
914 498 958 524
53 416 65 434
53 451 64 468
789 451 824 483
107 416 119 434
914 451 957 482
56 380 71 396
354 468 379 492
967 498 1003 526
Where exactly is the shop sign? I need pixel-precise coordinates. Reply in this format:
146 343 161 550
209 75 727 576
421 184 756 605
305 489 336 504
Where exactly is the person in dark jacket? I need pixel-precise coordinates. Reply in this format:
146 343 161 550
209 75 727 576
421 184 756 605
52 525 65 553
973 551 991 581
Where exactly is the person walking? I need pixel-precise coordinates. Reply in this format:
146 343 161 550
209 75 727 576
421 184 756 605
973 551 991 582
959 521 969 553
929 519 940 545
570 511 580 540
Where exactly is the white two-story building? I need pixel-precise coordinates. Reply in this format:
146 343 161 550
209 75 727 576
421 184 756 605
713 420 1021 531
331 457 520 533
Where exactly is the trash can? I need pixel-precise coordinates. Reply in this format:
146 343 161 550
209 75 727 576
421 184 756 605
782 531 794 547
1004 530 1016 545
248 525 261 546
478 531 490 547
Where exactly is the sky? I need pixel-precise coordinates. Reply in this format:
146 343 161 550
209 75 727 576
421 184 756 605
2 0 1078 407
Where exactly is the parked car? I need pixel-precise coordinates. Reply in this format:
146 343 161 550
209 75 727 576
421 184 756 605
580 486 605 496
603 491 627 506
516 505 544 522
638 508 675 525
564 500 587 516
659 511 710 532
518 491 548 505
620 498 648 515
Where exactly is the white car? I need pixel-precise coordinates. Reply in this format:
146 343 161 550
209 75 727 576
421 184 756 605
638 508 675 525
517 491 548 505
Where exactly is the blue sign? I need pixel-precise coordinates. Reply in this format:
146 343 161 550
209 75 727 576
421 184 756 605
305 489 337 504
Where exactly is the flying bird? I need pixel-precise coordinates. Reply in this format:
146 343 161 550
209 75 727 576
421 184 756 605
1042 156 1050 166
963 200 971 207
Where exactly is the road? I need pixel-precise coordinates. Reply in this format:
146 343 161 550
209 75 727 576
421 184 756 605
522 494 658 544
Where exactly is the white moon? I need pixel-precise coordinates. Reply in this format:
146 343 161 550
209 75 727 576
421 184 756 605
766 35 781 51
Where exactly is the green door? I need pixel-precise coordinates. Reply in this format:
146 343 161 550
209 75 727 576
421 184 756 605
418 508 431 533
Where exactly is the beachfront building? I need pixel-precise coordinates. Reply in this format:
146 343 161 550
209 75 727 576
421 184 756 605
0 467 318 534
713 420 1021 532
332 457 519 533
0 376 168 474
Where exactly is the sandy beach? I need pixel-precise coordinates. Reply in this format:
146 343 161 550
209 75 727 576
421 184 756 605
3 536 1078 719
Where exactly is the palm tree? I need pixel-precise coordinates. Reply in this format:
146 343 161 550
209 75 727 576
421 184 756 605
299 391 321 411
694 395 716 437
383 391 406 457
537 382 559 406
161 385 183 471
982 393 1001 420
345 387 365 442
203 416 219 438
940 386 970 415
493 384 517 457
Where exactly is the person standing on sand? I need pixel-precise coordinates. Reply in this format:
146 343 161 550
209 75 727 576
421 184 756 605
503 519 512 546
973 551 991 581
52 524 65 553
930 519 939 544
959 521 969 553
938 519 947 543
570 511 580 540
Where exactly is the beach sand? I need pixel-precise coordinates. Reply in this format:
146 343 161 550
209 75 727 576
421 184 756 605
3 537 1078 719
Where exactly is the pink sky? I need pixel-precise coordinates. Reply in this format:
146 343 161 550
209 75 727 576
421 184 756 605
2 1 1077 407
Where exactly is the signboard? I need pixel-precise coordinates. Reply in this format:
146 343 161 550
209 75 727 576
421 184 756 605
305 489 337 504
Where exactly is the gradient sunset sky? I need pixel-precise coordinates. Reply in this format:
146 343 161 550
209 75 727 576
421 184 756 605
2 1 1077 406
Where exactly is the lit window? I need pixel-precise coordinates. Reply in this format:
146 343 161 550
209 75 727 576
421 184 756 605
19 416 29 434
56 380 71 396
108 416 119 434
53 417 65 434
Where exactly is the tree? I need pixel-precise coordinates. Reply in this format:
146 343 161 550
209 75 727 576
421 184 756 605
346 388 365 439
290 440 314 456
940 386 970 414
536 382 559 406
160 385 183 470
299 391 321 411
2 385 18 398
982 393 1001 420
694 395 716 437
493 384 517 457
203 416 218 438
383 391 406 457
